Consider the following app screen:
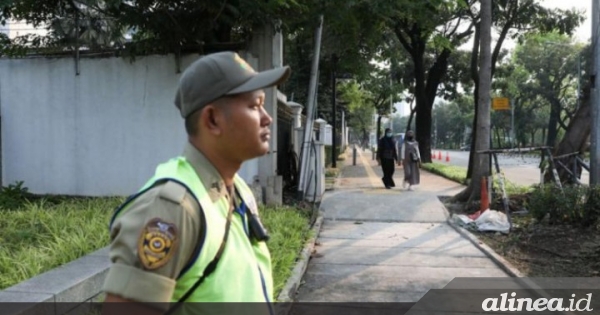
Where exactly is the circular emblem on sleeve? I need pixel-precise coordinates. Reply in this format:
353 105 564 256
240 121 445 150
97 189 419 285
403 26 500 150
137 218 179 270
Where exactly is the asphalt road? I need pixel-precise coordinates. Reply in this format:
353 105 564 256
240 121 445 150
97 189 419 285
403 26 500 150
430 149 590 187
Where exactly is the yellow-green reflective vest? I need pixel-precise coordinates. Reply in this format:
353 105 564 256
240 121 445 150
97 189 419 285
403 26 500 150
110 157 274 309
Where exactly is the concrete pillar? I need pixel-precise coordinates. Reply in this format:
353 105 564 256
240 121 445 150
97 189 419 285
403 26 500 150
341 110 345 149
288 101 303 129
247 24 285 205
305 142 326 202
288 101 304 158
324 124 333 146
315 118 327 142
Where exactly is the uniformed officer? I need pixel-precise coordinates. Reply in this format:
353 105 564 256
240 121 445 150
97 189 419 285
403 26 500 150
101 52 291 314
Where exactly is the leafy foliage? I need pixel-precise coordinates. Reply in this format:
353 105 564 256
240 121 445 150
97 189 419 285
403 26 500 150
527 184 600 227
0 181 30 210
0 0 308 56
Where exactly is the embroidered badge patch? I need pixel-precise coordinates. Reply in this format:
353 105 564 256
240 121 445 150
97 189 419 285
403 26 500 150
138 218 178 270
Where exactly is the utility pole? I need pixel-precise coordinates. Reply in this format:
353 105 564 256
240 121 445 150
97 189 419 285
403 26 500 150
592 0 600 185
390 71 393 131
297 15 324 199
331 54 338 168
510 99 515 149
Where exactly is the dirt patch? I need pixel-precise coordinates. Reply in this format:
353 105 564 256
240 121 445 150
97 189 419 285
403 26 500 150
441 195 600 277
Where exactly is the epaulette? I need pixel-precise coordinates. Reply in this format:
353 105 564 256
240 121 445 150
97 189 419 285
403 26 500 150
158 180 187 204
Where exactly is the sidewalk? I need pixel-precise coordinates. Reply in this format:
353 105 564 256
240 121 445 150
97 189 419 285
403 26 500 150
293 147 510 302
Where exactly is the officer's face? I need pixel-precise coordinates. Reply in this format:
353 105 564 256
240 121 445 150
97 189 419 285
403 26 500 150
220 89 272 160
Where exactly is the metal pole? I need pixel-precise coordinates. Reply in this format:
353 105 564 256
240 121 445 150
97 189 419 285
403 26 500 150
332 54 338 168
390 71 393 130
297 15 324 199
592 0 600 185
510 99 515 149
578 53 582 110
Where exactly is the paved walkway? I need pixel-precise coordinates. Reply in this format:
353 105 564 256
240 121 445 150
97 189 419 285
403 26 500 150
293 147 510 302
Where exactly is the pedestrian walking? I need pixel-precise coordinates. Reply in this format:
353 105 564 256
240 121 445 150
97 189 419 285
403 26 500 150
101 51 291 314
377 128 398 189
401 130 421 190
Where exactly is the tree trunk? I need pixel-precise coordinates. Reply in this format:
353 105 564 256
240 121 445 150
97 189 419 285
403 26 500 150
454 0 491 204
531 131 535 146
544 88 592 184
466 23 481 180
495 128 501 148
546 100 562 148
406 107 416 133
542 128 547 146
376 115 383 143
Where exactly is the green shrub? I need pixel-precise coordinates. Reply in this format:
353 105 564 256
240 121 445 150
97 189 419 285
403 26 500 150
0 181 30 210
583 185 600 227
527 184 599 226
527 185 557 222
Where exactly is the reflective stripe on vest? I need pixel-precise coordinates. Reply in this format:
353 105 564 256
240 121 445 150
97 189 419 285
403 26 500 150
110 157 274 305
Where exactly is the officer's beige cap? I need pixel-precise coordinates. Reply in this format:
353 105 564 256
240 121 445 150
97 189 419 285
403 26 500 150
174 51 291 118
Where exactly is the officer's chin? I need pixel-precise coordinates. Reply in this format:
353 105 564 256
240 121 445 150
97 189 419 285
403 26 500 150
258 143 270 156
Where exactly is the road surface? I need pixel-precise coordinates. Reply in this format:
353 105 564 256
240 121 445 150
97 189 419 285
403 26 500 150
430 149 590 187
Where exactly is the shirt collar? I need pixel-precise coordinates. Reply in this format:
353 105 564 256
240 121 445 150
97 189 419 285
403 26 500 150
182 142 228 202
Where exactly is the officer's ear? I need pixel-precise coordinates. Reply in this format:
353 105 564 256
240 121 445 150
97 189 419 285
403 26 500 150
200 104 223 136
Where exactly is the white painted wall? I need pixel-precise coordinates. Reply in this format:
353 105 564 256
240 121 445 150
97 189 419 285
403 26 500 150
1 53 258 196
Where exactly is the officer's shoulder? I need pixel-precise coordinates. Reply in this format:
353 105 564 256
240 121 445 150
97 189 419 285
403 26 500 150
135 181 193 207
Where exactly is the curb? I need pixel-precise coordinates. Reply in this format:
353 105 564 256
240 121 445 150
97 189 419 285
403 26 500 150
276 213 324 303
429 173 526 278
445 218 525 277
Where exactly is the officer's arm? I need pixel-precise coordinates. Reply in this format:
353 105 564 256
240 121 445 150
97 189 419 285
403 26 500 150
101 181 201 312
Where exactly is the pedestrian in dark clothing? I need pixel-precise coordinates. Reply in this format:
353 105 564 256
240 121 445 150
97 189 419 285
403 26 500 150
377 128 398 189
401 130 421 190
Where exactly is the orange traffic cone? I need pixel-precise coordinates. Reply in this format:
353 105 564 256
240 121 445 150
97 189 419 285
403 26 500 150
480 176 489 212
446 152 450 162
438 151 442 160
469 177 489 221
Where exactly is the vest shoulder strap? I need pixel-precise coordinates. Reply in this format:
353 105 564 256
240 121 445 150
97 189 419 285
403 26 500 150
158 180 187 204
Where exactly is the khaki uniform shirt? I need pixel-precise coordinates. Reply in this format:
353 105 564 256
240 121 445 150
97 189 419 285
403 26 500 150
102 143 234 305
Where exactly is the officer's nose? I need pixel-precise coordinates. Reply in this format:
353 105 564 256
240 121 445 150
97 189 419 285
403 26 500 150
260 107 272 127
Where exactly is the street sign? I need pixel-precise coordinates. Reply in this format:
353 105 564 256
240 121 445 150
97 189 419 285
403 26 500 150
492 97 510 110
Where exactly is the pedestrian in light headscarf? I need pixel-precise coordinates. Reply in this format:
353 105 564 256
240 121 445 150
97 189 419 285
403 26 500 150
401 130 420 190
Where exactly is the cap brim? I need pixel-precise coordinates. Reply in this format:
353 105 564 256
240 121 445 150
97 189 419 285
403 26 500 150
226 66 291 95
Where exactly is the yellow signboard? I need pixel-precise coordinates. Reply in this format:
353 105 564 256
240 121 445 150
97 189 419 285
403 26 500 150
492 97 510 110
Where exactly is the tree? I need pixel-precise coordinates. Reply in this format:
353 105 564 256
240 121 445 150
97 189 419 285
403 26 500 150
545 43 593 184
0 0 309 57
362 66 405 141
463 0 585 180
338 80 375 146
454 0 491 205
513 33 583 148
387 0 476 163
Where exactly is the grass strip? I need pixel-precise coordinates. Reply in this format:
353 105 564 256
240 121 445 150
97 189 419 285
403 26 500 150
421 162 532 195
1 197 312 297
421 162 467 184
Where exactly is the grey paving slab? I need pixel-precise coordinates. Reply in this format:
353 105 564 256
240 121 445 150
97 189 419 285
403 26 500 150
296 265 507 302
312 246 501 268
293 148 511 303
317 221 464 246
321 190 450 223
294 288 430 303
